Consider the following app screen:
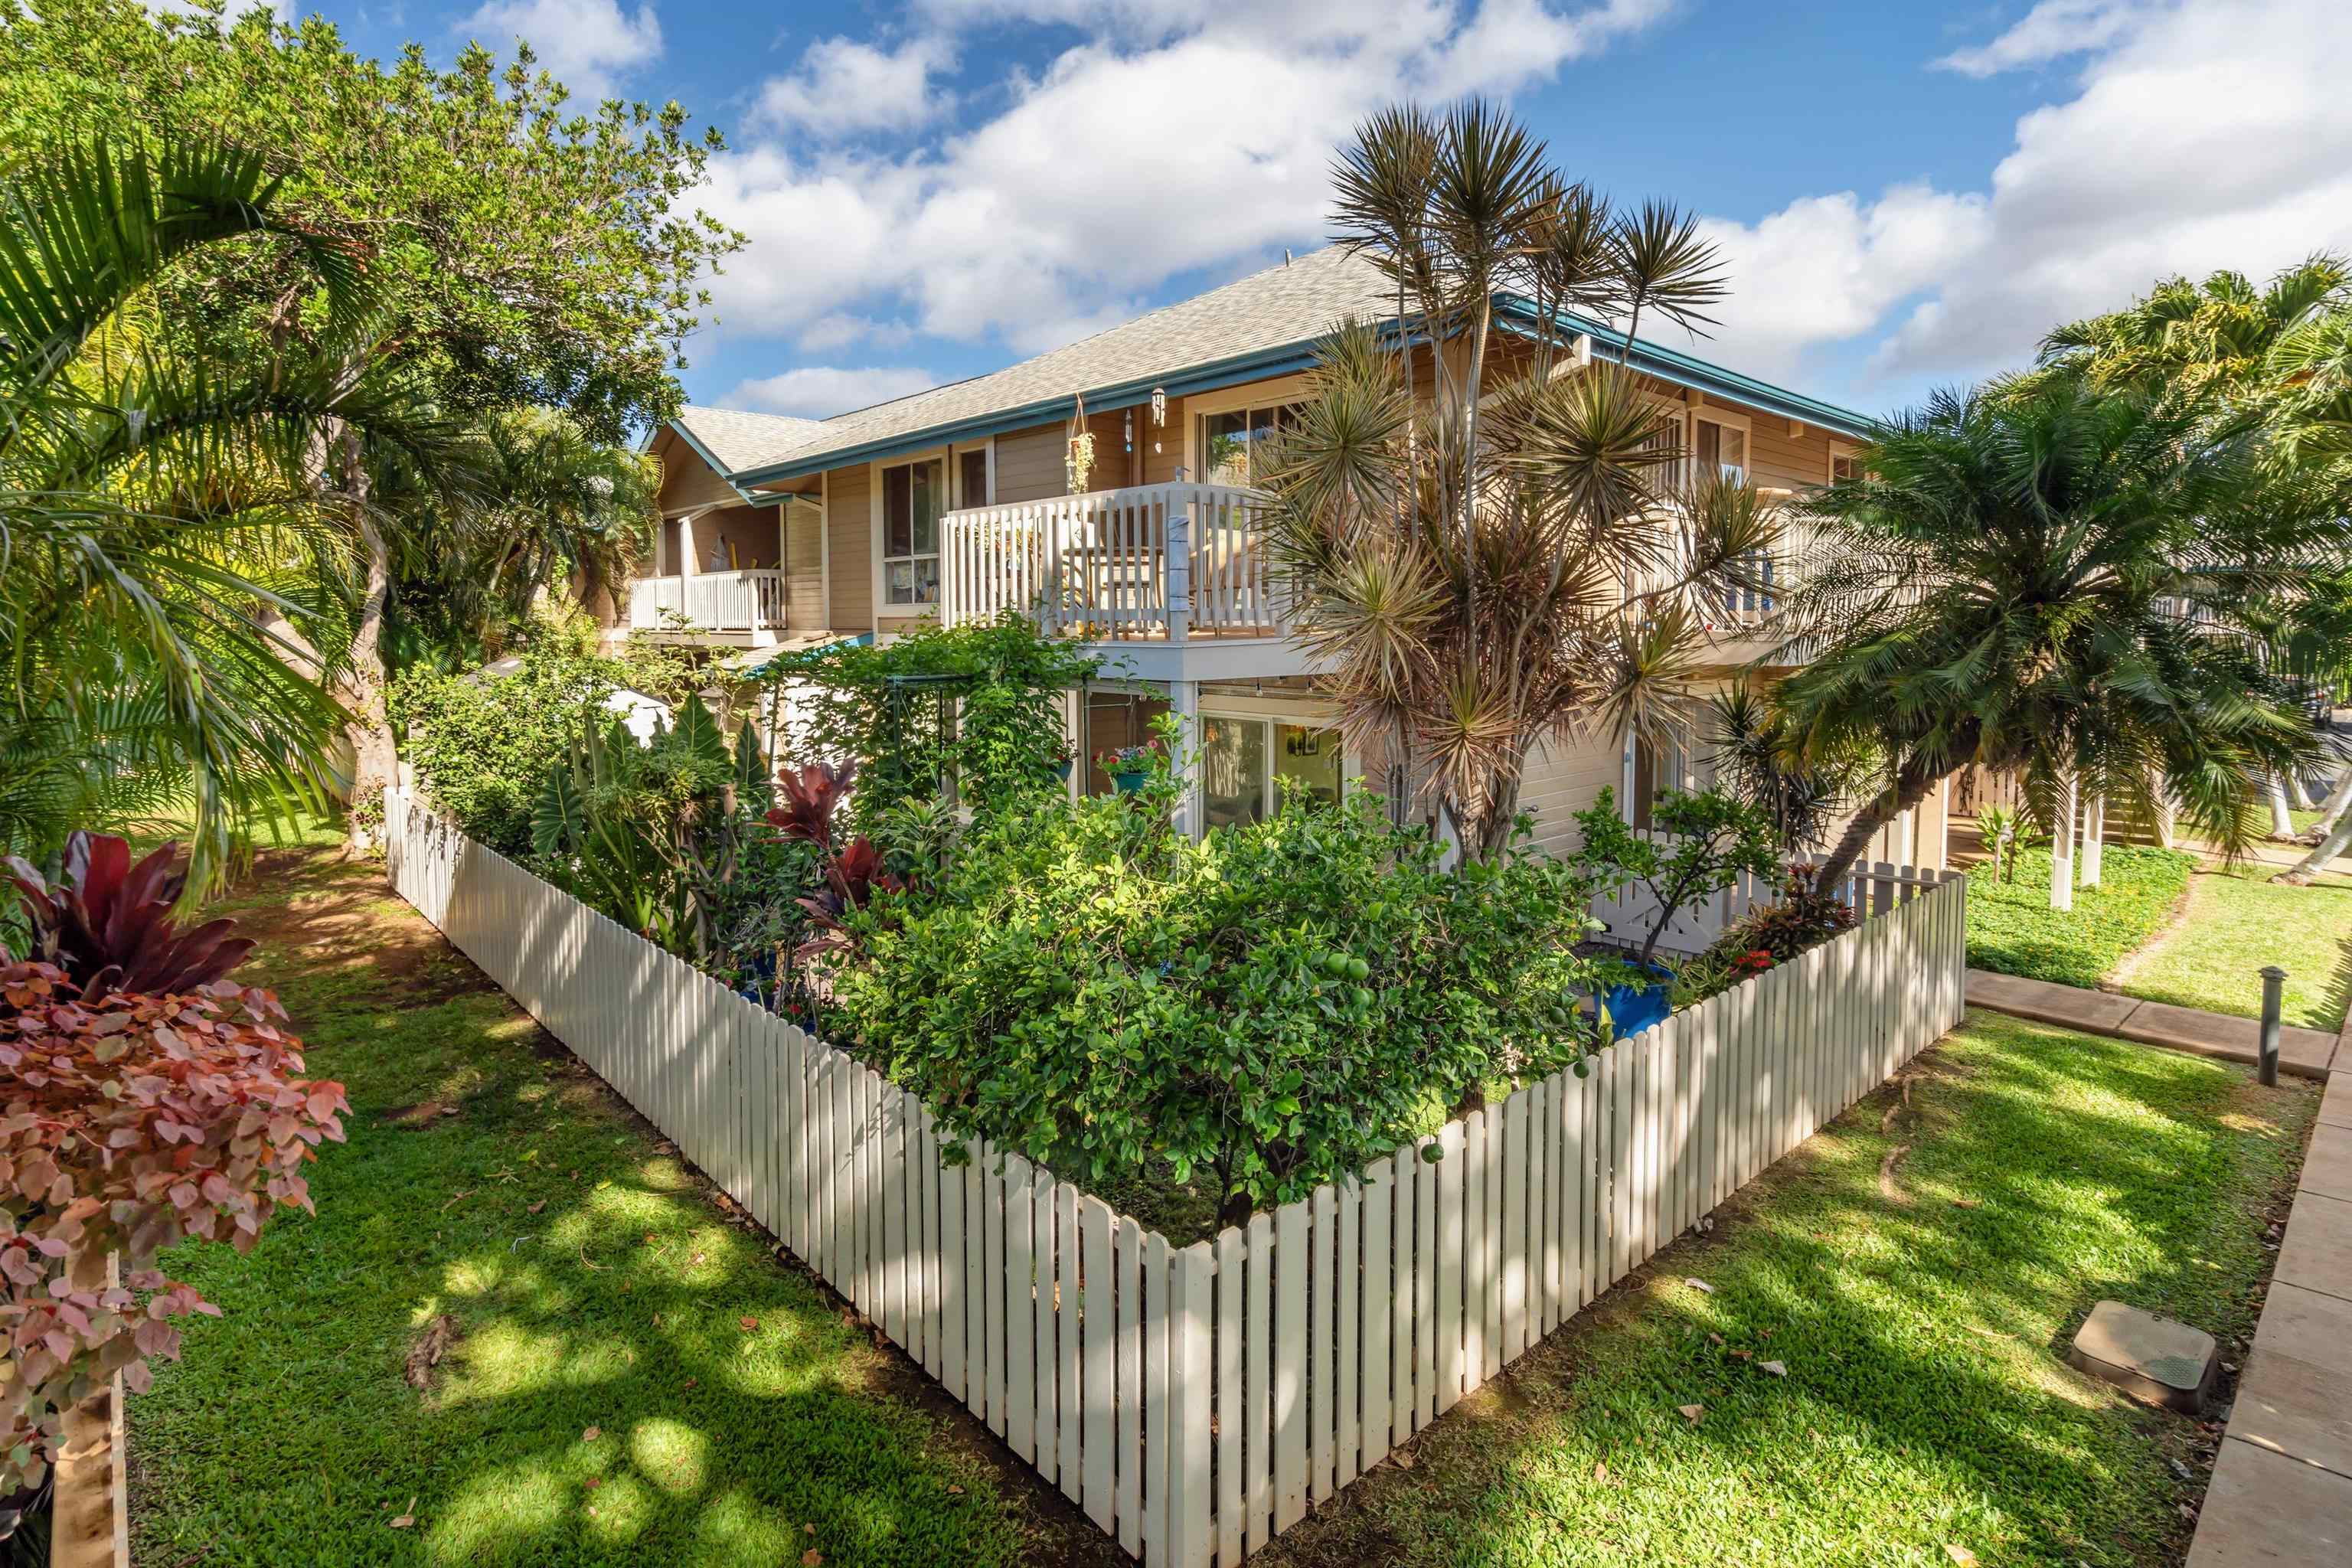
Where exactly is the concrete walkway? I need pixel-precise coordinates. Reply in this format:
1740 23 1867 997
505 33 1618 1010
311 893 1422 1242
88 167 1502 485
1966 969 2341 1080
2185 1068 2352 1565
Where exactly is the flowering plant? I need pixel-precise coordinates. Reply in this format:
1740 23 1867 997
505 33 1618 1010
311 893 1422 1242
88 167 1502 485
1732 948 1774 974
1095 741 1161 776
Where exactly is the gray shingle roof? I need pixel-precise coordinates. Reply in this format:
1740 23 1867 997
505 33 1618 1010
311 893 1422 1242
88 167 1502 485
700 245 1396 480
670 406 831 472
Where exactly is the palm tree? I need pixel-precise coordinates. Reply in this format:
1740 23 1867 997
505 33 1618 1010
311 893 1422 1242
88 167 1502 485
1266 100 1762 858
0 135 471 887
1773 376 2343 900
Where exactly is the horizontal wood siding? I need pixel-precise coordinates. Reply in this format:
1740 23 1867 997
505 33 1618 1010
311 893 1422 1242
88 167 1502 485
1517 732 1624 859
1143 394 1186 486
656 433 739 514
786 505 825 630
1740 405 1833 491
697 505 780 571
825 464 873 631
995 423 1068 504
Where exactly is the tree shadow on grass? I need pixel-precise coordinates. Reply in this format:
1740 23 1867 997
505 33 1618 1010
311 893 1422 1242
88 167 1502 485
1251 1014 2315 1568
129 839 1124 1568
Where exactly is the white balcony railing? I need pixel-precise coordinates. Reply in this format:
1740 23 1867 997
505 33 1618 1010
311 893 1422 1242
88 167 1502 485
629 568 788 635
939 482 1284 640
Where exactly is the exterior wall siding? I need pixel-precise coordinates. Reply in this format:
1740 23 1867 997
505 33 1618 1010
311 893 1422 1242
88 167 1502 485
655 437 740 514
786 505 825 630
825 463 874 631
995 422 1068 503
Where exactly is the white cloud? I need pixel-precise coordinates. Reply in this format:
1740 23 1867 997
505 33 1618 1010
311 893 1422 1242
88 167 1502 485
1933 0 2151 79
1690 0 2352 400
756 36 955 136
460 0 662 103
727 366 942 416
700 0 1680 358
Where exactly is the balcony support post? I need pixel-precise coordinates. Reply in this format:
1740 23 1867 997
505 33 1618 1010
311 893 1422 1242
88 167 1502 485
1168 678 1200 840
1165 495 1191 642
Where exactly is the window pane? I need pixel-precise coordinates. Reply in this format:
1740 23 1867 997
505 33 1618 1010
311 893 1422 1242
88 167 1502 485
884 465 912 557
1695 420 1720 470
1720 426 1747 475
1274 724 1341 809
960 449 989 508
912 459 942 554
1204 411 1250 485
1201 716 1267 829
887 557 940 606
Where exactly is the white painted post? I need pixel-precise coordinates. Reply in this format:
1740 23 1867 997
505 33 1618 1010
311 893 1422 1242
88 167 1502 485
1169 679 1201 839
2081 793 2105 887
1165 496 1192 642
2051 771 2078 912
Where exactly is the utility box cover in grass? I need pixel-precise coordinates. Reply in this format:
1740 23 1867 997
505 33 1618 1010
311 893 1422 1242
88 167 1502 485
2068 1299 2218 1414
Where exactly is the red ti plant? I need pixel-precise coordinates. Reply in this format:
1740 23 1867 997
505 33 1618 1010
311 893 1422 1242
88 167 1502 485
763 761 903 956
8 833 256 1004
0 836 345 1516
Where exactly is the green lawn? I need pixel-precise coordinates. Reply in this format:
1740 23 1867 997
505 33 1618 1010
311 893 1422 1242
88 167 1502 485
1965 844 2198 988
1254 1011 2314 1568
2120 862 2352 1031
129 825 1114 1567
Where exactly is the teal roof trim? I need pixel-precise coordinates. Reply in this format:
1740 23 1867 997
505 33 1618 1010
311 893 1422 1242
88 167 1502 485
714 305 1874 488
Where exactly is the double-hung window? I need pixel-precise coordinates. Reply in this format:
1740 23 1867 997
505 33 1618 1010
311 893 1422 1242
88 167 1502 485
883 456 943 606
1693 411 1749 481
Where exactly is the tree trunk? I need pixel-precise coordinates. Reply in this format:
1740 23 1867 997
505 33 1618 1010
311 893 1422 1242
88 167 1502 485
2268 774 2296 838
2050 773 2077 912
2305 765 2352 842
343 436 398 854
1816 756 1945 896
2282 808 2352 884
2079 792 2104 888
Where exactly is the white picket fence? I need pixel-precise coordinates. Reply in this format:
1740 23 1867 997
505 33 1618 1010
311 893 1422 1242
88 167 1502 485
1589 844 1949 959
382 788 1968 1568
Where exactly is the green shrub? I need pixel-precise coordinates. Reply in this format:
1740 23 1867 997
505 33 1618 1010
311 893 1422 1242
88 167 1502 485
764 614 1096 831
390 640 626 857
1966 844 2196 988
1569 786 1783 969
825 761 1605 1235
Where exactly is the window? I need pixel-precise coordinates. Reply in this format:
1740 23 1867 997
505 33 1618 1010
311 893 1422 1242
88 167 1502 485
959 448 989 509
1694 413 1748 481
883 456 944 606
1200 403 1298 486
1829 445 1861 484
1200 714 1342 828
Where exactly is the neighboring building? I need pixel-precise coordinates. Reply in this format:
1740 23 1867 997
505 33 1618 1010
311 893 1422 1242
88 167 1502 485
632 245 1944 870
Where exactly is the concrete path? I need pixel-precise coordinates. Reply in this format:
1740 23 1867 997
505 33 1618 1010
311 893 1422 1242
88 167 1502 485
2185 1068 2352 1565
1966 969 2341 1080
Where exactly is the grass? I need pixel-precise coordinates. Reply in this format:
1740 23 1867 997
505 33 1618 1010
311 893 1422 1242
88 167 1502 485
1253 1011 2316 1568
1966 844 2198 988
2119 861 2352 1031
129 822 1116 1568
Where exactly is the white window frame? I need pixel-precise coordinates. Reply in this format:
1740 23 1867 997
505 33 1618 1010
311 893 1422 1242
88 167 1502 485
872 449 949 610
1182 374 1312 485
1196 707 1347 825
1690 402 1753 482
1828 439 1861 485
950 437 995 511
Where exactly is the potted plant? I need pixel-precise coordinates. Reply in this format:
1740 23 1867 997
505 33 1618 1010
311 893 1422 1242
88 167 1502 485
1050 739 1076 783
1569 786 1783 1037
1096 740 1161 793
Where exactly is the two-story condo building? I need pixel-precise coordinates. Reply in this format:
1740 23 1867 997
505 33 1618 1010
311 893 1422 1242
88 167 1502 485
627 245 1947 871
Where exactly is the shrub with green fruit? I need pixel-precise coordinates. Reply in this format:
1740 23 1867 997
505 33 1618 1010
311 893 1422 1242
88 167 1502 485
825 781 1605 1234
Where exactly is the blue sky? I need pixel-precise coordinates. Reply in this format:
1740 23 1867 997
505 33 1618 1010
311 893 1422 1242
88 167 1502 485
298 0 2352 423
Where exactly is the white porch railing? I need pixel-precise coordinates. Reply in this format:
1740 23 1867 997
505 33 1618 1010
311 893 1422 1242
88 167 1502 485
629 568 788 635
941 483 1284 640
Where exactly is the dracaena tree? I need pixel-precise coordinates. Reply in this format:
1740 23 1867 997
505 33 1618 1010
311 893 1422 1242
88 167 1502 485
1262 100 1773 858
1770 375 2346 899
0 834 346 1522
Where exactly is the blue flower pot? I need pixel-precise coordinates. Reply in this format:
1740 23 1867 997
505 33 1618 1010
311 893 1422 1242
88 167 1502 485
1599 963 1674 1039
1055 760 1073 782
1110 769 1150 795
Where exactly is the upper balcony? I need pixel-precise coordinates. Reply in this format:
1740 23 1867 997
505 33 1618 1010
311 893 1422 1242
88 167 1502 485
628 567 789 645
938 482 1305 678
